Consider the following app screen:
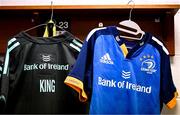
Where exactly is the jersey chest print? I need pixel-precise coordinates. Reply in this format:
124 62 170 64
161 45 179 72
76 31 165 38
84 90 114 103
65 26 177 114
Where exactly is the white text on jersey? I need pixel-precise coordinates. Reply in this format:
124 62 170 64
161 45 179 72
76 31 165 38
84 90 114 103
40 79 55 93
24 63 69 71
98 77 151 94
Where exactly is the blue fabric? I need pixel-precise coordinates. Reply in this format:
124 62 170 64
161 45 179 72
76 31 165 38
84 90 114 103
68 26 176 114
91 35 160 114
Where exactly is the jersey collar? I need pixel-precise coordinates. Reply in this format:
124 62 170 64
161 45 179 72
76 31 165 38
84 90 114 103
106 26 151 59
20 31 74 44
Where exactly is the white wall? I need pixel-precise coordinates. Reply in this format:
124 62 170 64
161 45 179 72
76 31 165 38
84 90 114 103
161 9 180 115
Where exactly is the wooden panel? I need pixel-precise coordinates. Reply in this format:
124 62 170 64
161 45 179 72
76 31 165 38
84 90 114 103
162 11 175 55
0 8 176 55
0 12 37 54
69 10 175 55
0 4 180 10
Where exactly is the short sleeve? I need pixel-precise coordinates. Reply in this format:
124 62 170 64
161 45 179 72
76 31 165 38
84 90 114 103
160 46 178 109
0 38 20 105
64 32 96 102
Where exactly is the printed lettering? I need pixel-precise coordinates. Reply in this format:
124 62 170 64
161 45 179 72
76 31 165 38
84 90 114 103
117 81 125 88
126 81 151 94
40 79 55 93
24 63 69 71
24 64 38 70
97 76 152 94
98 77 116 87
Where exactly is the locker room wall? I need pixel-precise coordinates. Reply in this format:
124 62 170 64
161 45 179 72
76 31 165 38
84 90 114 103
0 9 176 56
0 0 179 114
0 10 178 114
161 9 180 115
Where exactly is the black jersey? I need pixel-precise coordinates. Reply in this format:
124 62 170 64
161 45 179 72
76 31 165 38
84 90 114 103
0 61 3 87
0 61 2 78
0 61 4 113
0 31 88 113
0 60 3 89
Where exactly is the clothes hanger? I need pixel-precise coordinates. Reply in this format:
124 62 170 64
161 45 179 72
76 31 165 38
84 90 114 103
43 20 56 37
117 0 145 40
23 1 57 37
98 22 104 27
43 1 57 37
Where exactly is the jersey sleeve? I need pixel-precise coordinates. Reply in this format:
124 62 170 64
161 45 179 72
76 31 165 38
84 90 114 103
0 64 2 77
160 44 178 109
64 31 96 102
0 38 20 105
0 61 3 90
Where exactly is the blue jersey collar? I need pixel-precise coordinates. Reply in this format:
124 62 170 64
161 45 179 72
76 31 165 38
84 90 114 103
106 26 151 59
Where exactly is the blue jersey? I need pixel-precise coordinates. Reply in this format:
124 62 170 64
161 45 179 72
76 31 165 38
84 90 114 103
64 26 178 114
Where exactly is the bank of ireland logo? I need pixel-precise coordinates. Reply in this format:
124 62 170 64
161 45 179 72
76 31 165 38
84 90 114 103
42 55 51 62
122 70 131 79
140 55 157 74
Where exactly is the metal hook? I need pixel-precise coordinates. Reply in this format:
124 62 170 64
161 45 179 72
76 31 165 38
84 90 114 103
50 1 54 20
127 0 135 20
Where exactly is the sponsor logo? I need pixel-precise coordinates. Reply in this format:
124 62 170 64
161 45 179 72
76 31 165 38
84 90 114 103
100 53 114 65
24 63 69 71
42 55 51 62
122 70 131 79
98 76 116 87
98 76 151 94
24 54 69 71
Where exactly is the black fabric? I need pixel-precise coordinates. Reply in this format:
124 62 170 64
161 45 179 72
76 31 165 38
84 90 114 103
0 31 88 114
0 61 4 113
149 37 177 111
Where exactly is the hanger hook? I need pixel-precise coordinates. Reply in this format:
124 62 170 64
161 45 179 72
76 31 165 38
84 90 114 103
50 1 54 21
127 0 135 20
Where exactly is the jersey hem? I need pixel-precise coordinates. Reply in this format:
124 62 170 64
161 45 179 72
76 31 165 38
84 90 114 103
166 91 178 109
64 76 87 102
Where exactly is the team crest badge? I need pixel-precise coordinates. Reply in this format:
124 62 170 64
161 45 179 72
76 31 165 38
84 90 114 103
140 55 157 74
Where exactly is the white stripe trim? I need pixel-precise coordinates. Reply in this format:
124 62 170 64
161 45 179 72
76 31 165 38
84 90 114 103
0 95 6 103
72 39 83 48
3 42 20 75
3 53 9 74
8 38 16 46
70 43 81 52
0 66 2 76
152 36 169 55
86 27 106 41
